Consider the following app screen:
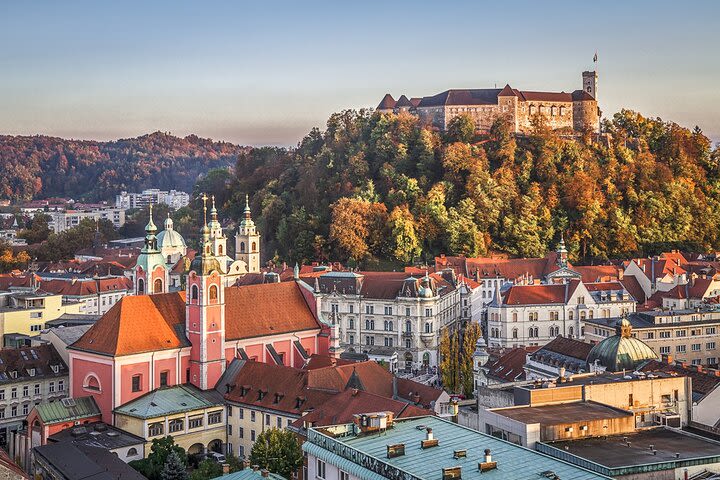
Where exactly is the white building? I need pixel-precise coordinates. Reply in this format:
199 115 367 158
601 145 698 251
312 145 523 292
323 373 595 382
115 189 190 210
315 270 462 372
486 280 636 348
44 207 125 233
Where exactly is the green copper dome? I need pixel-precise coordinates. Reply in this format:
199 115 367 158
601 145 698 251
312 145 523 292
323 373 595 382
587 317 658 372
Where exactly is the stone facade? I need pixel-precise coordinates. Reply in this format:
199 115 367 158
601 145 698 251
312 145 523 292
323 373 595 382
378 71 600 134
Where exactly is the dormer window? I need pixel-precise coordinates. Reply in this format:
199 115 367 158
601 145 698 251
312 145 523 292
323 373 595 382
28 368 35 377
9 371 17 379
257 389 267 401
295 396 306 409
240 386 249 397
51 365 59 374
274 393 284 404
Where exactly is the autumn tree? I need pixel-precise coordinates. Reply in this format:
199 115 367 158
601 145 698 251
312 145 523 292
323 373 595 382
439 329 460 393
329 197 387 261
386 205 421 262
460 322 482 397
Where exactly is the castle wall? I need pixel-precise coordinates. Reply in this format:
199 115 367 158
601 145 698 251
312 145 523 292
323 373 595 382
573 101 600 133
516 101 575 133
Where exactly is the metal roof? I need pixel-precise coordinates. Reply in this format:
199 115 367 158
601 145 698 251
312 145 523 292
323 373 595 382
305 416 610 479
114 384 223 419
211 470 285 480
36 396 101 424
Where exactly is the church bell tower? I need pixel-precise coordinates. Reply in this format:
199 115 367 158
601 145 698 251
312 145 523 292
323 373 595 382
234 194 261 273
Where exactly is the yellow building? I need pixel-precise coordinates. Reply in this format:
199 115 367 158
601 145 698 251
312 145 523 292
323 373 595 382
113 384 226 457
0 291 83 347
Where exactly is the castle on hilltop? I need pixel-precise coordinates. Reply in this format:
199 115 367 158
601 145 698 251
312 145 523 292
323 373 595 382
377 71 600 134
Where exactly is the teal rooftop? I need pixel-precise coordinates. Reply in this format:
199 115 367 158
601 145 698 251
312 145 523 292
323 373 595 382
304 415 610 479
114 384 223 419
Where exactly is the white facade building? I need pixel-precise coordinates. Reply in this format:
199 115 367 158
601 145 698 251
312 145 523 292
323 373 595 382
115 189 190 210
487 280 636 348
315 271 462 372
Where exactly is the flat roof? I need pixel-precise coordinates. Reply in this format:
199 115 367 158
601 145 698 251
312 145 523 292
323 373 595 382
491 402 632 425
521 370 679 390
307 416 609 479
547 428 720 468
48 421 145 450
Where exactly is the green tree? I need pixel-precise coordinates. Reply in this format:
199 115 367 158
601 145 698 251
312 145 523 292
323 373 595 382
131 436 186 480
249 428 303 479
447 199 485 256
19 213 51 244
189 460 222 480
161 450 189 480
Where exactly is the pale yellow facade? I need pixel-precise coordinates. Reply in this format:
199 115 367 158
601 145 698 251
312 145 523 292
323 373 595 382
225 403 297 460
114 406 226 456
0 292 83 345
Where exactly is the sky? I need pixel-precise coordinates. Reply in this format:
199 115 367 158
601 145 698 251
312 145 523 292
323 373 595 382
1 1 719 146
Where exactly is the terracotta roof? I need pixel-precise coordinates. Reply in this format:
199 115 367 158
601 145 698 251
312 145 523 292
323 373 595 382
289 388 432 430
0 274 34 290
497 84 516 97
304 354 355 370
377 94 396 110
409 97 422 107
485 348 529 382
40 277 132 297
620 276 646 304
538 336 593 361
502 283 569 305
640 360 720 396
70 292 187 356
583 282 625 292
573 265 621 283
464 255 558 282
0 447 27 478
224 282 321 340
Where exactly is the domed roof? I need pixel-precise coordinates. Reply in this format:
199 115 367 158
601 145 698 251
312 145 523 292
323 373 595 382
587 317 658 372
156 228 187 249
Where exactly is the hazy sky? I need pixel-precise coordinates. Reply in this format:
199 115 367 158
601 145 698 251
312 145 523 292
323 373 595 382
1 1 718 146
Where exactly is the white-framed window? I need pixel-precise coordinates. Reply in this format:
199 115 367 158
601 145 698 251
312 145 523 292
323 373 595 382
340 471 349 480
316 459 326 479
659 346 671 354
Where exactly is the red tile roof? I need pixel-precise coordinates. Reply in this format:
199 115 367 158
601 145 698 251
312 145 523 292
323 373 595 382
502 283 574 305
72 281 323 356
620 275 646 304
71 292 188 356
640 360 720 396
583 282 625 292
485 348 529 382
573 265 621 283
538 336 593 361
289 388 432 430
224 281 321 340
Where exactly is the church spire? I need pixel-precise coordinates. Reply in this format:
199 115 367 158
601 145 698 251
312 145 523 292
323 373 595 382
143 204 159 252
556 233 568 269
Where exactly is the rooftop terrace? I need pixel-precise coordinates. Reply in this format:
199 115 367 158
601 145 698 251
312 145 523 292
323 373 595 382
491 401 632 425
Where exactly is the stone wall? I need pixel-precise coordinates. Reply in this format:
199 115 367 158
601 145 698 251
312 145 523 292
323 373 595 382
573 100 600 132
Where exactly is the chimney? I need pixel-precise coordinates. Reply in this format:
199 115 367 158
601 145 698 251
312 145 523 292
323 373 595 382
261 470 270 478
222 464 230 475
421 427 439 449
426 428 434 441
392 376 398 399
484 449 492 463
478 448 498 472
252 465 260 472
559 366 566 380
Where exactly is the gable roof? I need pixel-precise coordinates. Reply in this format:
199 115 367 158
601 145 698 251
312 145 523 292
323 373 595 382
620 275 646 304
485 347 529 382
224 281 321 340
502 283 574 306
573 265 621 283
289 388 432 430
418 89 502 107
0 344 67 383
70 292 188 356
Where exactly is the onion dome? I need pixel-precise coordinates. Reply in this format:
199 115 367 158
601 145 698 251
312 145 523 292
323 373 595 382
417 272 435 298
587 316 658 372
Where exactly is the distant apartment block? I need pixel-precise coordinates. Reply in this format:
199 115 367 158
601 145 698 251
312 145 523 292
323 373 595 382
115 189 190 210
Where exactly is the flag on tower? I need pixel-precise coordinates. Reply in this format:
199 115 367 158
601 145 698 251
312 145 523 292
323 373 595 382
593 52 598 63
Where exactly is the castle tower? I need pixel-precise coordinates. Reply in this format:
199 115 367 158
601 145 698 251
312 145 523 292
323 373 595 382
186 194 226 390
133 205 169 295
208 195 227 258
582 71 598 99
235 194 261 273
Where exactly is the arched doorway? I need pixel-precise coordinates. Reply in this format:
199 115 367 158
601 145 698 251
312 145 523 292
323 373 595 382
422 352 430 370
208 439 223 454
404 351 413 373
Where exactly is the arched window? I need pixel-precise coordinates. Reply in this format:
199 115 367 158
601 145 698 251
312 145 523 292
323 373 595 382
512 312 517 322
349 318 354 329
218 244 224 255
209 285 218 302
127 448 138 457
569 311 574 321
154 278 163 294
580 311 587 321
388 321 393 332
425 322 431 333
137 278 145 295
240 242 246 253
251 242 257 252
569 326 574 337
167 255 172 264
384 321 388 331
83 374 101 392
365 319 370 330
534 327 539 337
191 285 199 301
512 328 518 339
405 320 411 333
529 328 534 338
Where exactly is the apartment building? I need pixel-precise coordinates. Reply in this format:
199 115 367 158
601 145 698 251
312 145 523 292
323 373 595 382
0 291 83 347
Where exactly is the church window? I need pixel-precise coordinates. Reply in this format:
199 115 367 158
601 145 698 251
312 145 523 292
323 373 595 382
240 242 246 253
218 244 223 255
209 285 218 302
131 375 142 393
191 285 199 301
569 326 574 337
160 371 169 387
512 312 517 322
512 328 518 339
251 242 257 252
83 374 101 392
167 255 172 264
137 279 145 295
154 278 163 294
